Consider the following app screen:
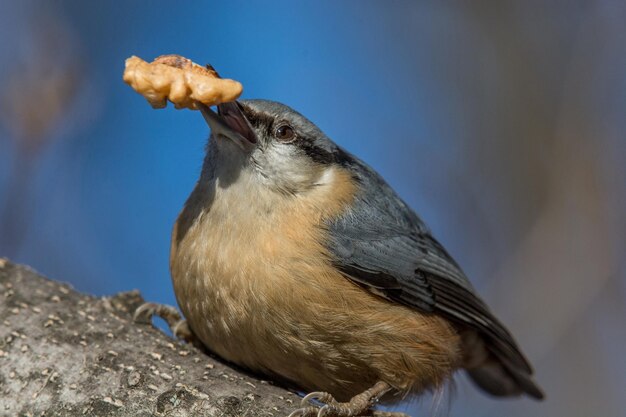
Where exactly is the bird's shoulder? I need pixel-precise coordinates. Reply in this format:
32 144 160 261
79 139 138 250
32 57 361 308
326 150 474 301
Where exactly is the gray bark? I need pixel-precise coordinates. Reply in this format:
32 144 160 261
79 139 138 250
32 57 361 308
0 260 298 416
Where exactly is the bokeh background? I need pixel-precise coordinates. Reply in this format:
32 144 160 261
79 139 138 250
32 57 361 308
1 1 624 416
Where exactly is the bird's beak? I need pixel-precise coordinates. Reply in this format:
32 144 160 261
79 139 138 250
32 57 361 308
198 101 257 151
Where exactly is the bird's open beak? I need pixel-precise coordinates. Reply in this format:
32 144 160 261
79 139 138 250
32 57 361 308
198 101 257 151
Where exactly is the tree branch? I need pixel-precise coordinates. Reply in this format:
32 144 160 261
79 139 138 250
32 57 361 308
0 259 297 416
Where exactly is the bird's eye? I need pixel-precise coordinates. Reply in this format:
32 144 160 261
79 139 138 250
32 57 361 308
275 124 296 142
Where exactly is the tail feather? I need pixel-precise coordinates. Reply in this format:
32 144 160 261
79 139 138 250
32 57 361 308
466 354 544 400
460 330 544 400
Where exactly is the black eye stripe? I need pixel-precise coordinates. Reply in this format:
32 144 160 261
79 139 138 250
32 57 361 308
240 104 345 165
297 139 335 164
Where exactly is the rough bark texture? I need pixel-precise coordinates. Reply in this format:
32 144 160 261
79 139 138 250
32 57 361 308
0 260 298 416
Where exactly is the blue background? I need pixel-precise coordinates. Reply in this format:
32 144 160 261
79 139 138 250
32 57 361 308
1 2 624 416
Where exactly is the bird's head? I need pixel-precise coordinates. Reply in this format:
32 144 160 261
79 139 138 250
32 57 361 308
200 99 347 195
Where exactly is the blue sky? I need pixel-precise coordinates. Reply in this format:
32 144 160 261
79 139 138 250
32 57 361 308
1 2 624 416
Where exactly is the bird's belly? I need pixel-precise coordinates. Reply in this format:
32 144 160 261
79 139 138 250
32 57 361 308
169 181 461 400
171 237 368 397
171 235 460 400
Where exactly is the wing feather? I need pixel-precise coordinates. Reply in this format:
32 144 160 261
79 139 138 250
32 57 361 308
326 155 534 376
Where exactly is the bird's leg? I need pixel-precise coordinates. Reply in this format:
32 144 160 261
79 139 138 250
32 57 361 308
133 302 202 348
288 381 409 417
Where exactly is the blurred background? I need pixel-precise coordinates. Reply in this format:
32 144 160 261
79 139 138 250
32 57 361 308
0 1 624 416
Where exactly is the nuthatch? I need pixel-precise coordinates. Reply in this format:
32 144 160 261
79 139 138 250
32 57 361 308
143 99 544 416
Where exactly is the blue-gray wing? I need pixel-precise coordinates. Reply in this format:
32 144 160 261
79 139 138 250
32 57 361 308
325 156 532 374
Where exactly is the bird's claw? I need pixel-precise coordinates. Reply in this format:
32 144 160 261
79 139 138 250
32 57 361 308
317 404 333 417
300 391 338 408
288 382 397 417
293 391 343 416
287 407 409 417
289 390 364 417
134 302 183 325
287 407 319 417
133 302 198 345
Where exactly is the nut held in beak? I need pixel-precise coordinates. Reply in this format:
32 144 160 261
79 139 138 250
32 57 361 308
123 54 242 110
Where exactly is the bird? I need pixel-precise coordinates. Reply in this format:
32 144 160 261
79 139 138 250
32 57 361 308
136 99 544 417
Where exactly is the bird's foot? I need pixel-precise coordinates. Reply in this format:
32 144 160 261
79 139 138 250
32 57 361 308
133 302 201 347
288 382 408 417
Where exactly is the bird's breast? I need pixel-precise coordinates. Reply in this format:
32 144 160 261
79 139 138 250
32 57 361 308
169 167 357 369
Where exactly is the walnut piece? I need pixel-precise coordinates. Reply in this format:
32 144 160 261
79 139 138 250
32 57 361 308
123 55 242 110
